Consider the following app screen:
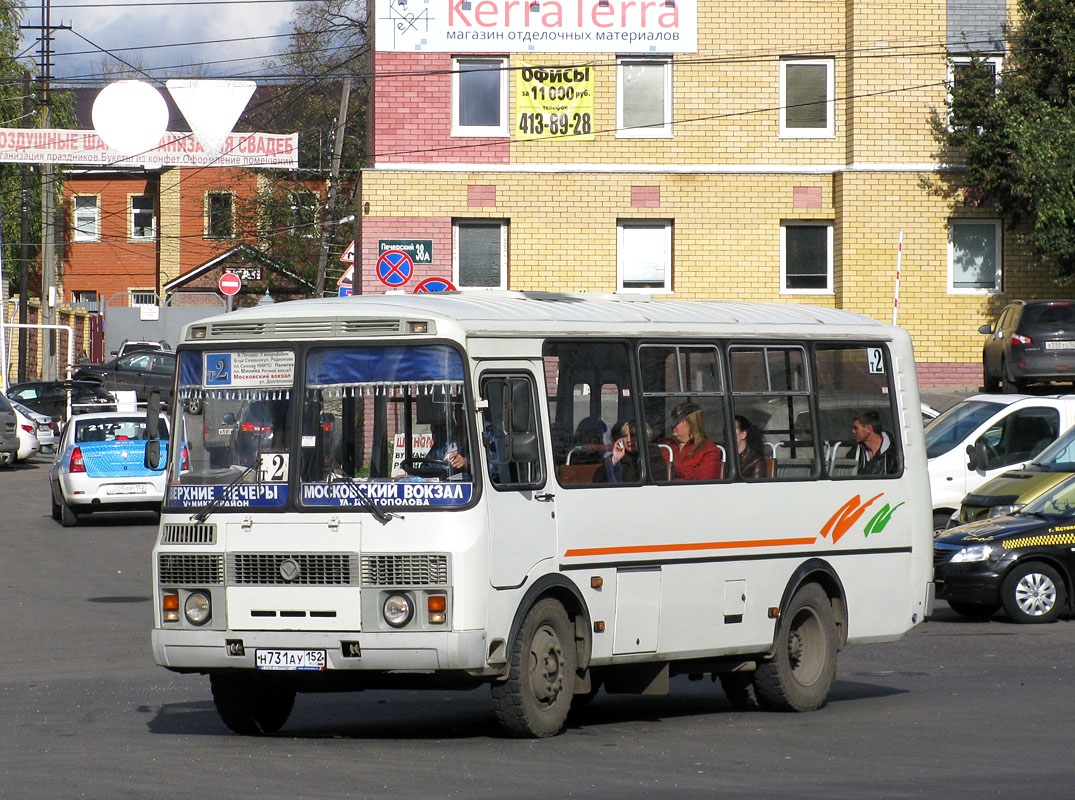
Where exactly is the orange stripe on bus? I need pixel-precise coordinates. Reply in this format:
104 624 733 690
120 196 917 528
563 537 819 558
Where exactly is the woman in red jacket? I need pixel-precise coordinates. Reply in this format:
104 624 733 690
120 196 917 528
662 402 722 481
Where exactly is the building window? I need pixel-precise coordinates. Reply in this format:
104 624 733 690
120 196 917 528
949 219 1001 293
781 222 833 294
452 57 508 137
72 196 99 242
131 195 155 240
453 220 507 289
617 58 672 138
779 59 834 138
130 290 157 307
618 221 672 293
72 290 99 313
948 56 1002 129
206 192 234 239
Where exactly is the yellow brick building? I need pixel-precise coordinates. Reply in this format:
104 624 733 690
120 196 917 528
359 0 1040 386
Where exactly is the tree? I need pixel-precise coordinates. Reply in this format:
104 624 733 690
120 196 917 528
937 0 1075 279
234 0 368 290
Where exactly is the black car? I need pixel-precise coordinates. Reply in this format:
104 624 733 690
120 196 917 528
980 299 1075 393
934 473 1075 623
73 351 177 404
6 380 115 422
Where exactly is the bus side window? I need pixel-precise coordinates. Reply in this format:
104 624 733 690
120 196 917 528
814 343 902 479
480 374 543 489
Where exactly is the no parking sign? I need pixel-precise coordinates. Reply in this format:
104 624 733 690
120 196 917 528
376 250 413 288
414 277 457 293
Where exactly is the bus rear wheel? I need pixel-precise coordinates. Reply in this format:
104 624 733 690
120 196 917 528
210 671 296 735
492 598 577 738
719 672 760 711
754 583 837 712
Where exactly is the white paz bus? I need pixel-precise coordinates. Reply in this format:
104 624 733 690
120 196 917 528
147 291 933 737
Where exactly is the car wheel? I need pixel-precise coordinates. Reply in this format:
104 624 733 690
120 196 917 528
947 600 1000 620
60 499 80 527
983 359 1000 393
933 511 954 537
1002 359 1024 394
1001 562 1065 623
50 486 61 521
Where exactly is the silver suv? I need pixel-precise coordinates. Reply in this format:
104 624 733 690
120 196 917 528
0 392 19 466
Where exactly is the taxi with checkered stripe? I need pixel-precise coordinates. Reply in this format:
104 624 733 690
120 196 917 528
935 473 1075 623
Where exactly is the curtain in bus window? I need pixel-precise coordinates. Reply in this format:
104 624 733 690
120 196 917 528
814 344 901 478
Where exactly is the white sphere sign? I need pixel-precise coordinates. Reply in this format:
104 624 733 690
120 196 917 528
92 81 169 155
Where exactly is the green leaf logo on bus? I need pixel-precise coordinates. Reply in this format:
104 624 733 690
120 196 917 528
821 493 904 542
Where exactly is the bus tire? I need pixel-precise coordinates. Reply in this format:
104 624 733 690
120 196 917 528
754 583 837 712
491 598 577 738
210 671 296 735
719 672 760 711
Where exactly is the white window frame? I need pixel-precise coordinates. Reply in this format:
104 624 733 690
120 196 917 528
129 289 157 307
947 56 1002 129
453 219 508 289
72 195 99 243
616 57 673 139
617 220 673 294
130 194 156 241
779 59 835 138
451 57 508 138
205 191 235 239
780 221 833 295
948 218 1002 295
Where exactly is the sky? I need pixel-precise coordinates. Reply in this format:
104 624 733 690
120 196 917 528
20 0 300 82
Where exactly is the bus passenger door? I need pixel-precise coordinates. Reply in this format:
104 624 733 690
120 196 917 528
478 367 557 588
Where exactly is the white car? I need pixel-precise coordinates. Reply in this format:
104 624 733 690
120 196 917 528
925 394 1075 533
48 412 169 527
9 401 40 462
11 399 57 454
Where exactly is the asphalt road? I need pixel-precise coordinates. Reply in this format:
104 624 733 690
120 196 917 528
3 455 1075 799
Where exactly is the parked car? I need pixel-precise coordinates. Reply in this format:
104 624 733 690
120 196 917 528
925 393 1075 533
980 299 1075 393
11 399 58 454
0 391 19 467
73 350 177 405
7 380 115 422
48 412 170 526
113 339 171 359
935 473 1075 623
9 401 40 462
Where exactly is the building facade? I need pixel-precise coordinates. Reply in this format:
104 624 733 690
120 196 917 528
358 0 1043 387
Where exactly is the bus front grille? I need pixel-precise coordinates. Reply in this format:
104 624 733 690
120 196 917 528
361 554 449 586
230 553 357 585
159 553 225 585
161 523 217 545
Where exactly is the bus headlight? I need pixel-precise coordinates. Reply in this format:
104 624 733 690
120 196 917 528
383 593 413 628
184 591 212 625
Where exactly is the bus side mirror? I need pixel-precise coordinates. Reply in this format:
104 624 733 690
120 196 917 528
145 439 163 470
146 390 161 440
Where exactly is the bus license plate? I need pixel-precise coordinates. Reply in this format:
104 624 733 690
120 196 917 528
255 649 326 671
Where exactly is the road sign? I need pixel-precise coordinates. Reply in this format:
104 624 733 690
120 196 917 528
376 250 414 288
414 277 457 293
337 264 354 288
218 272 242 296
340 240 355 263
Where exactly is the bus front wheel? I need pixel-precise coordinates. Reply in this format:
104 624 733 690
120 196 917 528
210 671 296 735
754 583 837 712
491 598 577 737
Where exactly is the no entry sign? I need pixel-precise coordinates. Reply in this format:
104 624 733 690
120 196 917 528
218 272 242 296
376 250 413 287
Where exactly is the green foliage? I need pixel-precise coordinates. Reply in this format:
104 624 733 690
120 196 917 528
938 0 1075 278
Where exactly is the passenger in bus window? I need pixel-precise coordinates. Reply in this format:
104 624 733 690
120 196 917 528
851 410 900 475
662 402 722 481
734 415 767 479
595 421 641 483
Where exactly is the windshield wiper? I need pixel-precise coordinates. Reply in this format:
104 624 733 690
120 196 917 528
327 469 399 525
190 456 262 523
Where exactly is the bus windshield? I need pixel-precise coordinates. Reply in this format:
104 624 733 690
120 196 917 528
165 344 474 512
924 400 1004 459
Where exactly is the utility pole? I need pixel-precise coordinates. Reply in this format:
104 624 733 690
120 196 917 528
314 76 351 297
39 0 57 381
18 71 30 383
